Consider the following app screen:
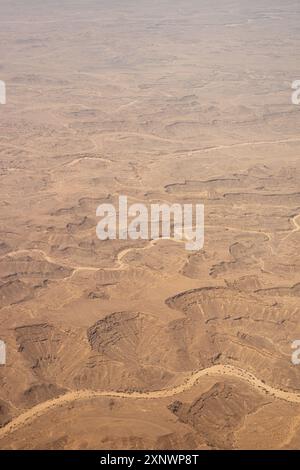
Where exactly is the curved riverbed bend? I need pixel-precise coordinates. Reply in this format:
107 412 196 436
1 365 300 440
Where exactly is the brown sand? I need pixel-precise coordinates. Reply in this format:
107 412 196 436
0 0 300 450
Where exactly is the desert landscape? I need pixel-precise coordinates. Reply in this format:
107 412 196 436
0 0 300 450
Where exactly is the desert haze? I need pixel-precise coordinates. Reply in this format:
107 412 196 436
0 0 300 450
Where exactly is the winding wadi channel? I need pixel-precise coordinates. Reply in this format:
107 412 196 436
1 364 300 440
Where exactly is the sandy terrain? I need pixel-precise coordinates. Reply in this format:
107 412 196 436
0 0 300 450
